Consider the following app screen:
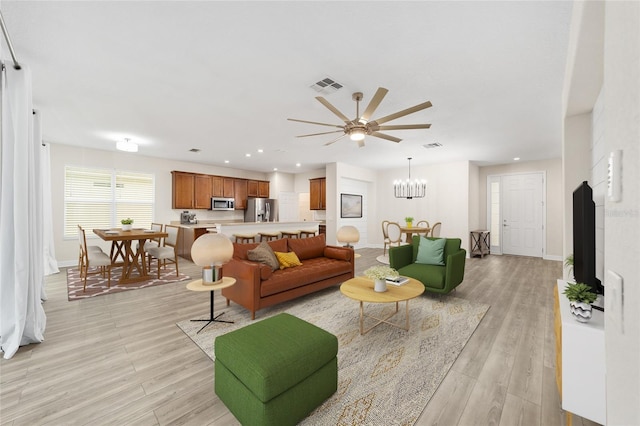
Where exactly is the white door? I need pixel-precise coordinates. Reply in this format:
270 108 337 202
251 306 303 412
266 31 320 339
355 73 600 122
502 173 544 257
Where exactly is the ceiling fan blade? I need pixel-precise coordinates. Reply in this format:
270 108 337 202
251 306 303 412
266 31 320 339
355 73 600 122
296 130 344 138
357 140 365 148
324 134 348 146
287 118 344 129
377 124 432 131
370 132 402 143
372 100 433 125
360 87 388 122
316 97 351 123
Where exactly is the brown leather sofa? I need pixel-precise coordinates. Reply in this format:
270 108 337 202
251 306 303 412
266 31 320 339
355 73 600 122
222 234 355 319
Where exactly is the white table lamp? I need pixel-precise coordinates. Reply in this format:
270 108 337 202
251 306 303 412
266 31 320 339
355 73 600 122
191 233 234 284
337 225 360 248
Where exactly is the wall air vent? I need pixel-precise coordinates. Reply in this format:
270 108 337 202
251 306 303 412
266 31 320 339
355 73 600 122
423 142 442 149
189 148 201 153
310 77 343 95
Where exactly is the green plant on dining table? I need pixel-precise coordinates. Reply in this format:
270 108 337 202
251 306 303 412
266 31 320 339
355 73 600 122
121 218 134 225
404 216 414 227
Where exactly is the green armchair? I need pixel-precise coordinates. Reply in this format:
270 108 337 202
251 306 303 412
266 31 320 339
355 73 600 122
389 236 466 294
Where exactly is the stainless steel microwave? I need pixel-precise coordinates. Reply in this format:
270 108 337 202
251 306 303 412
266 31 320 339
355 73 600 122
211 197 235 211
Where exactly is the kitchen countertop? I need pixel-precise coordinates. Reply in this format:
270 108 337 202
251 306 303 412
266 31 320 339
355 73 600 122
175 221 320 229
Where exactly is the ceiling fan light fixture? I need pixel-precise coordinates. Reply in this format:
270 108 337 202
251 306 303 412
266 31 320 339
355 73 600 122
350 128 366 141
116 138 138 153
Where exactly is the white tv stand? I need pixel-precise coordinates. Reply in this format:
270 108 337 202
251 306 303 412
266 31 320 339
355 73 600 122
555 280 605 424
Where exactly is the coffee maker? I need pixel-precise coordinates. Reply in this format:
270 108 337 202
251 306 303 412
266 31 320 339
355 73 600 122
180 210 197 224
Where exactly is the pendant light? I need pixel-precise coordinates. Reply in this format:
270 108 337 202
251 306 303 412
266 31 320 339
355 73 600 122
393 157 427 199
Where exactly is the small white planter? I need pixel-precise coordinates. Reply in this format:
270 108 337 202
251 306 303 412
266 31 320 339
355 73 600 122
121 224 133 231
569 301 592 322
374 278 387 293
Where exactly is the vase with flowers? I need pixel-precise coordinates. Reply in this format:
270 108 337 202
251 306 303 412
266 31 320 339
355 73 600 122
121 218 134 231
364 265 399 292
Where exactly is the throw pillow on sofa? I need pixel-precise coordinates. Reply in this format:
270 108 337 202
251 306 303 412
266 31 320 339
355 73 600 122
247 242 279 271
416 236 446 265
274 251 303 269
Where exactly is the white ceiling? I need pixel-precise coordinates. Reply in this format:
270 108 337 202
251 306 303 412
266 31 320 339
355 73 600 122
1 1 573 174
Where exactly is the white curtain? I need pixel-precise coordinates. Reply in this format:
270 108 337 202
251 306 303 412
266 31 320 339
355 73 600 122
38 114 59 280
0 63 47 359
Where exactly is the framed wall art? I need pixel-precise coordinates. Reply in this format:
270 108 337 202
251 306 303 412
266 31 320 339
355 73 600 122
340 193 362 218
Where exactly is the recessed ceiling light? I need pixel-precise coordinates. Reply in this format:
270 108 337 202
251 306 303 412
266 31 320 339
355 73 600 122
273 168 278 171
296 163 301 167
513 157 520 161
258 149 264 153
246 153 251 157
224 160 229 164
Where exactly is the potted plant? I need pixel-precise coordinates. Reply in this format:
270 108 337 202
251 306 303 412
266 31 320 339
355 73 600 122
563 282 597 322
404 216 414 228
121 218 134 231
564 253 574 279
364 265 399 292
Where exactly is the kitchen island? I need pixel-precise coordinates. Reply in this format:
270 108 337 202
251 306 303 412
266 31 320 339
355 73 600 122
175 221 321 261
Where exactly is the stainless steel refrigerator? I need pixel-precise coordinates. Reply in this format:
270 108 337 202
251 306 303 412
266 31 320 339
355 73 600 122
244 198 279 222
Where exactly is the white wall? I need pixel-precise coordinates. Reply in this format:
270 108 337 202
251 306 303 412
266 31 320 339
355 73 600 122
602 1 640 423
51 144 271 264
478 158 563 258
468 163 480 232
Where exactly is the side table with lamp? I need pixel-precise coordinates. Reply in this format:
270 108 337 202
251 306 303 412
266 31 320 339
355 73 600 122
188 233 235 333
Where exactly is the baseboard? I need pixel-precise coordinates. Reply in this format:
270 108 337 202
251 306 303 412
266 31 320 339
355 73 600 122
543 254 562 262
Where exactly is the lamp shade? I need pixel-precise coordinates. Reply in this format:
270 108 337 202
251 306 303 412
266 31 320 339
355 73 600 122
337 225 360 244
191 233 233 266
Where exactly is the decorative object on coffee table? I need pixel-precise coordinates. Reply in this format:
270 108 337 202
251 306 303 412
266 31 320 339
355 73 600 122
562 282 597 322
364 265 398 293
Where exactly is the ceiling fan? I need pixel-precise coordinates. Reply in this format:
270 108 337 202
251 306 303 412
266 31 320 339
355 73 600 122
288 87 432 147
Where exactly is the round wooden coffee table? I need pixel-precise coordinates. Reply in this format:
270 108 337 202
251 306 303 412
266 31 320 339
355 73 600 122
340 276 424 335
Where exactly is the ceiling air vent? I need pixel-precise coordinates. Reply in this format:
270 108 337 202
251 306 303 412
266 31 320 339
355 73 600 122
189 148 201 153
423 142 442 149
310 77 343 95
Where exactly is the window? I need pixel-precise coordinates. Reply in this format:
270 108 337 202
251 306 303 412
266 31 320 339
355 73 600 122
64 166 155 238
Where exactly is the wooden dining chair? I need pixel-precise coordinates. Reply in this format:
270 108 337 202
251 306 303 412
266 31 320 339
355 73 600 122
416 220 430 236
77 225 105 270
136 222 164 272
386 222 403 253
147 224 180 279
78 226 112 291
430 222 442 237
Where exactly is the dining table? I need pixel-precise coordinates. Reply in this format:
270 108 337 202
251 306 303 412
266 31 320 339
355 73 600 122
399 226 430 243
93 228 168 284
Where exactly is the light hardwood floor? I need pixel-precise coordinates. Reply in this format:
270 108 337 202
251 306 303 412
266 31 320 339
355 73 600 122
1 250 600 425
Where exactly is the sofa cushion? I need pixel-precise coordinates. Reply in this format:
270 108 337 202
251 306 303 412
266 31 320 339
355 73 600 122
260 264 273 280
261 257 351 297
324 246 351 261
247 242 279 271
233 238 288 261
398 263 447 290
274 251 303 269
287 234 326 260
411 236 462 262
416 236 446 265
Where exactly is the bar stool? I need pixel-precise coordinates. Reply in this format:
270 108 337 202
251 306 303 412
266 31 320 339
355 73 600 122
299 229 317 238
259 231 280 242
280 230 300 239
233 233 257 244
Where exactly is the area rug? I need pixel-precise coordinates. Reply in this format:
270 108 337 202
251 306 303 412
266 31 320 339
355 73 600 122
67 267 190 300
177 287 489 425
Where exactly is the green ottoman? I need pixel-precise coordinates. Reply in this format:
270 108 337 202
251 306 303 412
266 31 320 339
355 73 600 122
215 313 338 426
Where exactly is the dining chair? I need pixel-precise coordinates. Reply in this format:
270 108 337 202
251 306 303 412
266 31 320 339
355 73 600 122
136 222 164 272
78 226 112 291
430 222 442 237
416 220 430 236
77 225 105 270
386 222 403 253
147 224 180 279
382 220 391 255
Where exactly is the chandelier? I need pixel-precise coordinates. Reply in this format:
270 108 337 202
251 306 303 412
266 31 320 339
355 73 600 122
394 157 427 199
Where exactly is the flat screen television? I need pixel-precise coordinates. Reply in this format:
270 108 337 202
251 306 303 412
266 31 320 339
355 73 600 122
572 181 603 294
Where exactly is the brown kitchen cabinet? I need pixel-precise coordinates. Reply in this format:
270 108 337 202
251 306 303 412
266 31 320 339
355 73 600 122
179 227 209 261
258 181 270 197
309 177 326 210
223 178 235 198
172 171 195 209
247 180 259 197
248 180 270 198
194 174 213 209
211 176 224 197
234 179 248 210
